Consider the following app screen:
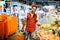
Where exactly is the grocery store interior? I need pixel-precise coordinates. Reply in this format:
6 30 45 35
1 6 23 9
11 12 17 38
0 0 60 40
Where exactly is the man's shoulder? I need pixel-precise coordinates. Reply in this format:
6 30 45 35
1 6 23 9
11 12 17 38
25 10 31 16
27 10 31 13
26 10 31 15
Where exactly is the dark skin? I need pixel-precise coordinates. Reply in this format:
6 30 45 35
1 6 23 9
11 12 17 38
21 7 40 32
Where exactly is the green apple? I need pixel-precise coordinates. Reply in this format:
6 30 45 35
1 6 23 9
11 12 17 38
51 19 57 26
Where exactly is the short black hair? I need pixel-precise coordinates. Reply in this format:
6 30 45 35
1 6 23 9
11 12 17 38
32 5 37 8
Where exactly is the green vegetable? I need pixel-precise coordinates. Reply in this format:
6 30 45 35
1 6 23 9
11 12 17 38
48 27 57 34
57 30 60 37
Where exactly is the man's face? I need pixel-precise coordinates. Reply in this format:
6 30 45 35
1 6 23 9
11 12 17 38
32 7 37 12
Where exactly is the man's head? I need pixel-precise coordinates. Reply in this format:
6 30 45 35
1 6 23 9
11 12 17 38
32 5 37 13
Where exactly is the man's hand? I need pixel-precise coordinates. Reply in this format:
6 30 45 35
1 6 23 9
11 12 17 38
21 28 24 32
36 22 41 26
21 18 26 32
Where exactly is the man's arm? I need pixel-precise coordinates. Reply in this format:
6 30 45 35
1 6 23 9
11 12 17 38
36 14 41 26
36 20 41 26
21 12 28 32
21 18 27 32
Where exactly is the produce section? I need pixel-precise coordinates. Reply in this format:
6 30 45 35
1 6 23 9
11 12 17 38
36 20 60 40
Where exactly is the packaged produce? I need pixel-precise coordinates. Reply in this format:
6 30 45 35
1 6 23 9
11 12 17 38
16 32 25 40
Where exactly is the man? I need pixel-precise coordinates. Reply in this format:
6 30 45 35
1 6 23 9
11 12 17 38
22 5 40 40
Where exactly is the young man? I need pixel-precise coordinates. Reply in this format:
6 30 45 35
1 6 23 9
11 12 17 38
22 5 40 40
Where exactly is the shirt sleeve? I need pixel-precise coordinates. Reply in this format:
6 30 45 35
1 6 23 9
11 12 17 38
25 11 29 18
37 14 39 20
